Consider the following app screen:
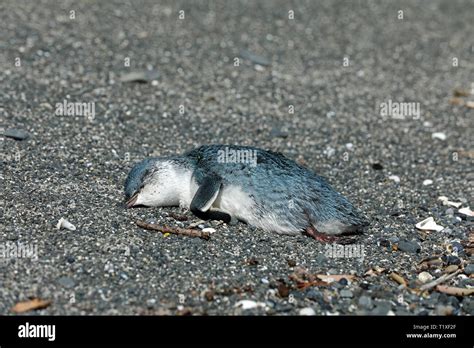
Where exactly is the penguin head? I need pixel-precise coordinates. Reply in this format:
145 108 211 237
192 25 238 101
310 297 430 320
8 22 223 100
124 158 186 208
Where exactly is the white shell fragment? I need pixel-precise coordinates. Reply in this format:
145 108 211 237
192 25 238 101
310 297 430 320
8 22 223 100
57 218 76 231
447 202 463 208
234 300 266 310
418 271 433 283
388 175 400 183
415 217 444 232
431 132 447 141
299 307 316 316
437 196 462 208
422 179 433 186
201 227 216 234
458 207 473 217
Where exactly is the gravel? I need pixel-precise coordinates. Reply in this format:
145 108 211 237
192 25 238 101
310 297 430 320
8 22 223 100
1 0 473 315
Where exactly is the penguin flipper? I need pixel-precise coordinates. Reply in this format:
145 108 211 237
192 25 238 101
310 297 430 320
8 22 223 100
190 175 231 223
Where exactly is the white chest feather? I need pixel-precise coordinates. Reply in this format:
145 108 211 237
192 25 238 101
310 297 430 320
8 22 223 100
215 185 255 223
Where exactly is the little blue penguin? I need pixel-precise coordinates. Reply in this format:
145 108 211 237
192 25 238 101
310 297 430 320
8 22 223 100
124 144 369 242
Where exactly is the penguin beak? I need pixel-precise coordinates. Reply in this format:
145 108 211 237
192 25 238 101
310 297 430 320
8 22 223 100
126 193 139 208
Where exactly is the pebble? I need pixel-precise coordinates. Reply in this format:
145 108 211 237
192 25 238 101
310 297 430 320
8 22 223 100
441 255 461 266
388 175 400 183
464 264 474 275
422 179 433 186
270 127 289 139
239 49 270 66
324 146 336 157
146 299 156 308
338 278 349 286
431 132 447 141
358 295 373 309
2 128 30 140
372 163 383 170
443 228 453 235
444 265 458 273
397 240 421 253
261 278 269 284
445 208 455 216
435 305 454 316
371 302 391 315
443 255 461 266
305 289 322 301
449 242 464 255
120 70 160 83
201 227 216 234
340 290 353 298
57 276 75 289
418 271 433 283
299 307 316 316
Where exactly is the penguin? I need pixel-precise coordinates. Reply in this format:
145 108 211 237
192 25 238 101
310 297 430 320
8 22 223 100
124 144 369 242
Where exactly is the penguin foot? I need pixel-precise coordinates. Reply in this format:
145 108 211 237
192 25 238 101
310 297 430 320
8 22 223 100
305 226 359 244
305 226 337 243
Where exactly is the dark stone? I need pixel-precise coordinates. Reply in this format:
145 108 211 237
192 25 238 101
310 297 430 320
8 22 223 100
372 163 383 170
450 242 464 256
448 296 460 308
442 255 461 265
305 289 323 301
397 240 421 253
239 49 270 66
270 127 289 139
379 239 390 248
2 128 30 140
464 264 474 275
66 256 75 263
338 277 349 286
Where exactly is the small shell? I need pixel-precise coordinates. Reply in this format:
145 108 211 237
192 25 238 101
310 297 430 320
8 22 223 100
431 132 447 141
388 175 400 183
447 201 463 208
458 207 473 217
418 271 433 283
415 217 444 232
57 218 76 231
234 300 266 310
201 227 216 234
299 307 316 316
438 196 463 208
